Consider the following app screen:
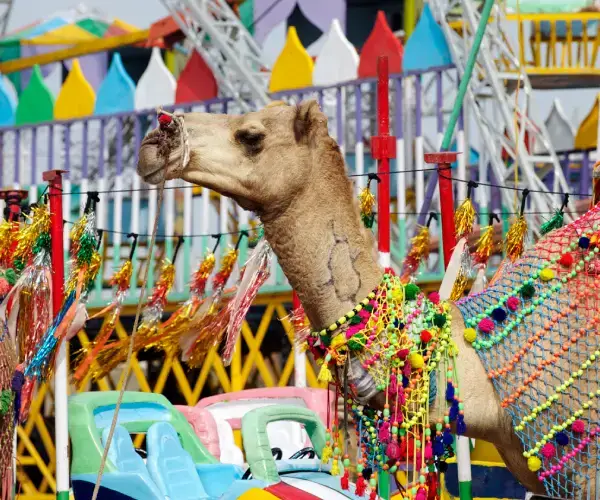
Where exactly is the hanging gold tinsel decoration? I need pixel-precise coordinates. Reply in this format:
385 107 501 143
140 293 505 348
401 213 437 282
454 181 477 241
358 175 378 229
0 219 17 268
504 190 530 262
12 204 51 274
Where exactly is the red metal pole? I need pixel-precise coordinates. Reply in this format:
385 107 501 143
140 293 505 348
42 170 70 500
371 56 396 269
424 153 458 269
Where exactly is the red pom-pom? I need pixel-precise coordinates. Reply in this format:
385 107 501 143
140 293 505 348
478 318 494 333
420 330 432 343
506 296 520 312
559 253 574 268
541 442 556 458
355 476 366 496
158 113 173 126
0 278 10 296
572 419 585 433
369 490 377 500
340 470 349 490
428 292 440 304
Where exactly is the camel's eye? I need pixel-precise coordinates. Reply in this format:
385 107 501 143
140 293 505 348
234 123 266 154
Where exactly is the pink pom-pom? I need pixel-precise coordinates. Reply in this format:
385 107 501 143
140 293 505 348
478 318 495 333
506 296 520 312
0 278 9 296
541 443 556 459
429 292 440 304
572 419 585 433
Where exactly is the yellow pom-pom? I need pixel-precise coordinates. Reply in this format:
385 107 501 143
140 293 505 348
464 328 477 343
527 456 542 472
540 268 554 281
318 362 333 382
330 335 346 349
409 352 424 370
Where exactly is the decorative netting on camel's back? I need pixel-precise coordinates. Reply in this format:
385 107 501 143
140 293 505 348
456 204 600 499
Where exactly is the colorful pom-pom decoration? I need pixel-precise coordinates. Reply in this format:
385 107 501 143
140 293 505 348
527 456 542 472
579 236 590 249
409 352 424 370
0 277 9 296
572 419 585 433
478 318 494 333
433 313 447 328
541 442 556 459
464 328 477 343
559 252 574 267
428 291 440 304
539 268 554 281
420 330 432 343
555 432 569 446
506 296 520 311
521 283 535 299
405 283 420 300
491 307 507 322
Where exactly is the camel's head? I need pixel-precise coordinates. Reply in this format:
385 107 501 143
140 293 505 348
137 100 337 215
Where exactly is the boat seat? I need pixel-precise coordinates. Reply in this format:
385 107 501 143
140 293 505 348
100 425 163 499
146 421 208 499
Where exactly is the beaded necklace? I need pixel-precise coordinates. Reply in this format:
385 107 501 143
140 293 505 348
305 273 464 500
456 204 600 499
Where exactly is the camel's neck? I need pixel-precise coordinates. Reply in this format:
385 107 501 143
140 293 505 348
261 179 382 329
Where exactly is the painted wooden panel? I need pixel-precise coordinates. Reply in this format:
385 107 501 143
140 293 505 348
15 65 55 125
0 75 16 126
175 50 218 104
358 11 404 78
575 95 599 150
135 47 176 111
54 59 96 119
94 53 136 115
313 19 358 86
403 4 451 72
269 27 314 92
539 99 575 153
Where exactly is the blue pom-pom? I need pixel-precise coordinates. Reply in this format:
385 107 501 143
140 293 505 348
445 382 455 402
579 237 590 249
449 399 459 421
402 375 409 388
443 429 454 446
433 436 444 456
457 415 467 435
491 307 507 322
556 432 569 446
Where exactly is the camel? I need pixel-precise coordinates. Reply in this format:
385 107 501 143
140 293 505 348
137 100 598 498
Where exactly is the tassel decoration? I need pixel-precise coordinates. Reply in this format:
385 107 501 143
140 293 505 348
454 181 477 240
222 239 272 365
474 224 494 265
341 469 349 490
355 476 367 496
504 190 529 262
358 177 377 229
449 268 469 301
321 442 333 463
402 213 437 281
330 457 340 476
318 359 333 382
540 194 569 236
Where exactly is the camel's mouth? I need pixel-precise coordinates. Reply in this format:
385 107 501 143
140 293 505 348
137 129 182 185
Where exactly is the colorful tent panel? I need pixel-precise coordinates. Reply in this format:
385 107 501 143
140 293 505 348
135 47 176 111
269 27 314 92
15 65 54 125
358 11 404 78
403 4 452 72
95 53 135 115
24 24 98 45
312 20 358 86
574 95 599 150
54 59 96 119
175 50 218 104
0 77 16 126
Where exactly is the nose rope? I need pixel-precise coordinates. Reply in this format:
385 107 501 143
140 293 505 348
91 108 187 499
156 106 191 175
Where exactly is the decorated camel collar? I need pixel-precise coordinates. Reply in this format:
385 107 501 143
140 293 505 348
305 204 600 499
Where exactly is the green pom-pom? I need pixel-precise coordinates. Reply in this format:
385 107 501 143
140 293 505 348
363 304 373 313
521 283 535 299
0 389 13 415
404 283 420 300
433 313 446 328
33 232 51 255
349 315 362 325
319 333 331 347
13 258 24 273
348 332 367 351
361 214 375 229
540 210 564 236
4 268 16 286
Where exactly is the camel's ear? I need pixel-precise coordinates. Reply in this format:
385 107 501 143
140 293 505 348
293 100 327 143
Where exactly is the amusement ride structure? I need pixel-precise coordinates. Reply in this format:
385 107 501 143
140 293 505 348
0 0 598 498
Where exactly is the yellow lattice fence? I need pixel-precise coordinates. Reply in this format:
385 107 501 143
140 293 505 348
15 294 323 498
